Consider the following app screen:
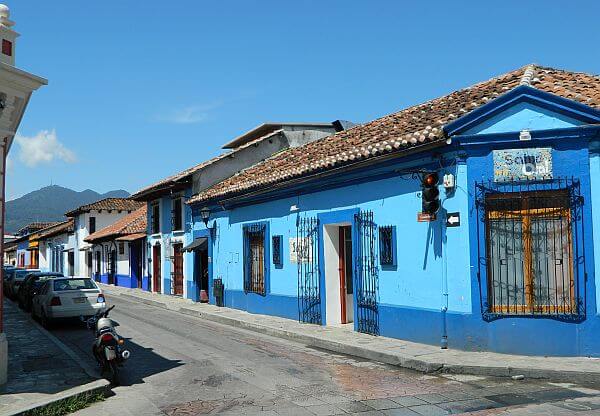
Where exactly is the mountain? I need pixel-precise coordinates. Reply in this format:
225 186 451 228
5 185 130 234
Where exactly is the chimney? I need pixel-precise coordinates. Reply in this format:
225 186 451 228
0 4 17 66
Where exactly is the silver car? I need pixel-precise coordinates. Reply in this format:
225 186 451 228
31 277 106 327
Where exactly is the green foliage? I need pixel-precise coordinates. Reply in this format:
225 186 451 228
23 391 105 416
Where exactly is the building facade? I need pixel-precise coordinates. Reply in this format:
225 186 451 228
131 122 348 301
29 220 74 274
186 65 600 357
0 3 47 385
65 198 143 277
85 207 147 289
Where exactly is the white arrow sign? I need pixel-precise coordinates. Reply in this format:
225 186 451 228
446 212 460 227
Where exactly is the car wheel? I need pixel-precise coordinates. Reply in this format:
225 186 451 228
40 310 52 329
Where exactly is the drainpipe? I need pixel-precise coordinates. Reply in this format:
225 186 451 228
441 217 448 349
440 193 450 349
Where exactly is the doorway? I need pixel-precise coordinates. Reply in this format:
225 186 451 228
194 247 209 302
323 223 354 326
87 251 93 278
172 243 184 296
130 241 143 289
153 244 161 293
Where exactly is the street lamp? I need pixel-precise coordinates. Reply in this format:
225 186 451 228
200 207 211 227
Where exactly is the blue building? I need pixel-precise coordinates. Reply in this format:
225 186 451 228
131 122 348 301
186 65 600 357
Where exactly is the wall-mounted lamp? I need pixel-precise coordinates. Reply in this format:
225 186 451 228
200 207 211 227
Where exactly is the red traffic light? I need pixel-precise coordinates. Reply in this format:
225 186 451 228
423 173 439 187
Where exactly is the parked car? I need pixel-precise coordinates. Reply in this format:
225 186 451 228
31 277 106 328
17 272 63 311
2 265 16 294
7 269 39 299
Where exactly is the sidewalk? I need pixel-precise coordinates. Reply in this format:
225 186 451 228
100 284 600 384
0 299 110 416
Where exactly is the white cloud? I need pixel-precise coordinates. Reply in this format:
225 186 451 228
157 102 222 124
14 129 77 167
5 155 13 172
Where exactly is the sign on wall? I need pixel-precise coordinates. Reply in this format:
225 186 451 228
289 237 313 263
493 148 553 182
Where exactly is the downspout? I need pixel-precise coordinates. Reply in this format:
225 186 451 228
440 214 448 349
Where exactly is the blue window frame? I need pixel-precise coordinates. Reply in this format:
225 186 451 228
243 222 269 295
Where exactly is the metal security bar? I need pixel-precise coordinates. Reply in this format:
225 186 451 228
243 223 266 295
355 210 380 335
475 178 585 322
297 216 321 324
272 235 282 266
379 225 394 265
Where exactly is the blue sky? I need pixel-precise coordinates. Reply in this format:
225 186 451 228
6 1 600 199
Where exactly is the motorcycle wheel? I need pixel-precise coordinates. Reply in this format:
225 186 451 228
109 361 120 386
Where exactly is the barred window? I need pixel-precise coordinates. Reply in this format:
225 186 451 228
151 203 160 234
485 189 577 316
171 197 183 231
243 223 267 295
379 225 396 266
272 235 282 266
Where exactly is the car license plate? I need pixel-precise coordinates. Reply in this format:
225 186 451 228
73 297 86 304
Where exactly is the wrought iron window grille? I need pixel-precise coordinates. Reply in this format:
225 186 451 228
475 177 585 323
379 225 396 266
272 235 283 266
243 223 267 295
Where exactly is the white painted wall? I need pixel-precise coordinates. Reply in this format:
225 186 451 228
323 224 342 326
73 209 134 276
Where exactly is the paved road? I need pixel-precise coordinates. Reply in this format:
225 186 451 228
50 295 600 415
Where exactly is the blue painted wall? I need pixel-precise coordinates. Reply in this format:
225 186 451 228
145 187 195 297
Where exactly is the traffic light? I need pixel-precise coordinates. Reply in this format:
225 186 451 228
421 172 440 215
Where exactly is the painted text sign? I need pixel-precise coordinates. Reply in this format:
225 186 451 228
493 147 553 182
289 237 313 263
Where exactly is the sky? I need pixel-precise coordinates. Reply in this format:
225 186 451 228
6 1 600 200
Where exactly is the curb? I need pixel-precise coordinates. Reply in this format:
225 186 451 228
6 301 111 416
112 288 600 384
10 379 109 416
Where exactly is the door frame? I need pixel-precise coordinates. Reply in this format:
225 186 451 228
172 243 184 296
317 208 359 327
152 243 161 293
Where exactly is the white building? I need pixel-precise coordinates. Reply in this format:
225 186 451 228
64 198 143 277
0 4 46 385
30 220 74 274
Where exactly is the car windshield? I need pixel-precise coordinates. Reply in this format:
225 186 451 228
53 279 96 291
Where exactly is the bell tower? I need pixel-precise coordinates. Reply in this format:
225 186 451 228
0 4 16 66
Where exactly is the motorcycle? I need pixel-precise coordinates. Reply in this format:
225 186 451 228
84 305 130 385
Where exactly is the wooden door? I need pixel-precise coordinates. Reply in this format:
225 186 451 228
339 227 348 324
153 244 161 293
172 243 184 296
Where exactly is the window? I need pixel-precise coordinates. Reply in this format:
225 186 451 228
379 225 396 266
2 39 12 56
118 242 125 255
89 217 96 234
151 203 160 234
484 189 577 316
53 278 96 291
272 235 282 266
243 223 267 295
171 197 183 231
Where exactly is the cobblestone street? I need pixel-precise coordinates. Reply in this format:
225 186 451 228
49 295 600 415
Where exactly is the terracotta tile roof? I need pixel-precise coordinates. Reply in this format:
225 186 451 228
65 198 143 217
130 128 292 200
84 206 147 243
188 64 600 205
32 219 74 241
17 222 61 236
